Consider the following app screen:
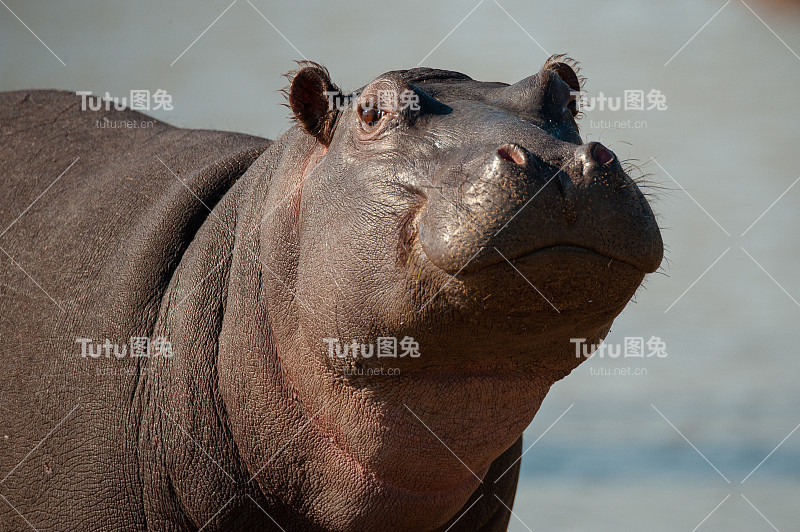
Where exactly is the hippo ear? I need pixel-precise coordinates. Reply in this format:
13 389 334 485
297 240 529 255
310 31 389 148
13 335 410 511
287 62 341 147
543 54 584 93
543 54 585 118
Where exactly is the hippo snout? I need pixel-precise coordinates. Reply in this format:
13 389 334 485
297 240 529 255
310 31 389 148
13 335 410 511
417 138 663 284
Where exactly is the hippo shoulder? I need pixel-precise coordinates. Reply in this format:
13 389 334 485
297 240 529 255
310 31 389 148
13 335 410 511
0 88 272 347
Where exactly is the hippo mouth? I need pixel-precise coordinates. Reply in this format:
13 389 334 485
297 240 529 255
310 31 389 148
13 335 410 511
418 230 662 277
494 243 658 273
414 232 654 317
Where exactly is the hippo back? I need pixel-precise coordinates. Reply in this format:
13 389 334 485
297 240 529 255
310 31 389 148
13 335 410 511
0 90 270 530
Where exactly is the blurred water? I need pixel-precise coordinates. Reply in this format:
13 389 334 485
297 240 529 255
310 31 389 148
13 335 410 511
2 0 799 530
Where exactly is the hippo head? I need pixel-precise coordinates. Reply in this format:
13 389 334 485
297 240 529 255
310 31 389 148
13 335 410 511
231 57 662 530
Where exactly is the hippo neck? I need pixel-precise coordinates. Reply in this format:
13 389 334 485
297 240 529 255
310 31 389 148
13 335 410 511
139 130 327 528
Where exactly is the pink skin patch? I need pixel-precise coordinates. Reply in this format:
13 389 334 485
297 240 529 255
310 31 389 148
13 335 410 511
593 143 614 166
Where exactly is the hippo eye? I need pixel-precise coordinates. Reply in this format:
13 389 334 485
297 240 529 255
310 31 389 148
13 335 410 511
358 105 385 129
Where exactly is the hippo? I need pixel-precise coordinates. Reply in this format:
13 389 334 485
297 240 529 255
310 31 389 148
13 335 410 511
0 56 662 531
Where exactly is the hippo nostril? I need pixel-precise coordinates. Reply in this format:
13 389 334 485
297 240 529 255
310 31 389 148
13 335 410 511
576 142 616 176
496 143 528 166
592 143 614 166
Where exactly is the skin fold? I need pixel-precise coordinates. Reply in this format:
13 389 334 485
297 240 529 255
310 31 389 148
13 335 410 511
0 56 662 531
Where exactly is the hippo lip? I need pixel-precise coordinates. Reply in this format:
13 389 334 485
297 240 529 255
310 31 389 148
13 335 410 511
506 243 658 273
443 242 659 277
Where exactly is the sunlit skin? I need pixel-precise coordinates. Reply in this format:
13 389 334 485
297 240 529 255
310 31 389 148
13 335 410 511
0 56 661 531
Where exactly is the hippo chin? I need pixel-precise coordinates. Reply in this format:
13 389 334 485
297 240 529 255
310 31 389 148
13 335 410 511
0 55 662 531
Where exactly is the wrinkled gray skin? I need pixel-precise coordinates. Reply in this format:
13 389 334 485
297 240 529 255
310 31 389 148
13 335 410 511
0 57 662 531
